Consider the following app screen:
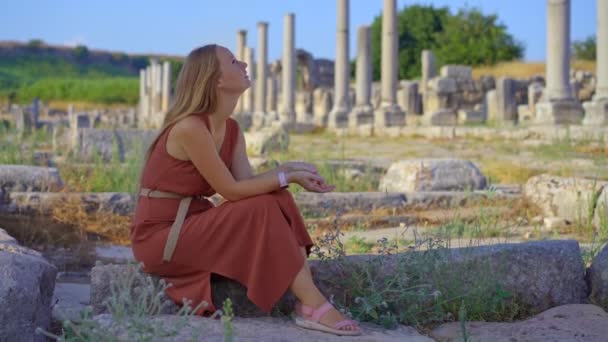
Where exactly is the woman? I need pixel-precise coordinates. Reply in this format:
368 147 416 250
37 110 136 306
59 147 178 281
131 44 361 336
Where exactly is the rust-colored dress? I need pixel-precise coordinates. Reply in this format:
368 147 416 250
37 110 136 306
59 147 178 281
131 115 314 315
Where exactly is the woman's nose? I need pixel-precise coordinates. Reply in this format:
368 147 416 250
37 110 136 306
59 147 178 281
240 61 247 69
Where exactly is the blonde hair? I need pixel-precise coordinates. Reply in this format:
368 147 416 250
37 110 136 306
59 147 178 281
137 44 221 190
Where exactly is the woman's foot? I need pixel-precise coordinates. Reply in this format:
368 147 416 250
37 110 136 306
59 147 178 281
295 301 361 335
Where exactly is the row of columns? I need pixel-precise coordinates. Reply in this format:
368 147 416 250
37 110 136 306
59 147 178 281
138 60 171 129
329 0 404 131
134 0 608 131
235 14 296 124
233 0 405 132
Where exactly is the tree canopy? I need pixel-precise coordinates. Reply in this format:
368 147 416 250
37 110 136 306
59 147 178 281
368 5 524 80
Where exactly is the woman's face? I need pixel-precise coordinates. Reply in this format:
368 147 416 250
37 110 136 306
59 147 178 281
216 46 250 94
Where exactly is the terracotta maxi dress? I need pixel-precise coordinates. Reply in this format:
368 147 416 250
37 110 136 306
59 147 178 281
131 116 314 314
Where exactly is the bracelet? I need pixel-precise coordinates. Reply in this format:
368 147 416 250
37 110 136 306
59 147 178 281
278 171 289 189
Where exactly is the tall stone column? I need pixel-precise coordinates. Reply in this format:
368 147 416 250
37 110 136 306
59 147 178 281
535 0 583 124
374 0 405 130
255 22 268 114
328 0 350 129
236 30 247 114
348 25 373 130
267 75 277 112
153 62 163 128
138 69 148 129
597 0 608 100
161 61 171 112
281 13 296 124
243 47 255 113
421 50 436 93
583 0 608 125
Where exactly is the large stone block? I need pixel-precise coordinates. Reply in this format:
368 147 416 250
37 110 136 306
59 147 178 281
583 98 608 126
90 240 588 318
378 159 487 192
0 165 63 195
524 174 608 226
535 99 584 125
244 124 289 156
439 65 472 79
589 243 608 309
0 233 57 342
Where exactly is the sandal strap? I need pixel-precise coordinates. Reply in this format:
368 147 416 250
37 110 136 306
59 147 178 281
298 302 314 316
334 319 358 330
311 302 335 322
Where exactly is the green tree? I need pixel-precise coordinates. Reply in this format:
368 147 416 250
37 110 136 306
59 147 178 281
369 5 523 81
371 5 449 80
433 8 523 66
73 45 90 61
26 39 45 50
572 35 596 61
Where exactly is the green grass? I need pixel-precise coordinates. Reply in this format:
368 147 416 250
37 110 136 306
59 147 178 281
0 43 183 105
17 77 139 105
312 228 528 329
344 235 376 254
0 123 52 165
37 262 224 341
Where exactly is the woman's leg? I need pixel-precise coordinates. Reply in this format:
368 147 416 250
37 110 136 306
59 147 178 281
290 248 359 332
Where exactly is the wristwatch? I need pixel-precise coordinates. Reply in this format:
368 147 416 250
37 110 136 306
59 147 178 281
278 171 289 189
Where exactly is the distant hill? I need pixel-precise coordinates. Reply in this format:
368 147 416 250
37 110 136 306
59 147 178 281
0 40 183 105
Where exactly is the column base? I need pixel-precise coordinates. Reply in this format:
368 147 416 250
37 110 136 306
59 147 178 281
327 107 349 130
347 105 374 131
251 112 279 129
422 109 457 126
278 111 296 126
534 99 584 125
374 104 405 129
582 99 608 126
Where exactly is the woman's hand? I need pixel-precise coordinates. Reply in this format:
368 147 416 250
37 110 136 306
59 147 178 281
280 161 319 175
288 171 335 193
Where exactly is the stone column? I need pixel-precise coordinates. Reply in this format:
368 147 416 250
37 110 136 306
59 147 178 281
243 47 255 113
153 62 163 128
374 0 405 130
495 77 518 123
143 65 152 128
236 30 247 114
535 0 583 124
11 105 25 137
398 81 422 115
138 69 147 129
281 13 296 124
255 22 268 114
328 0 350 129
161 61 171 112
583 0 608 125
267 75 277 112
596 0 608 100
421 50 436 94
348 25 373 130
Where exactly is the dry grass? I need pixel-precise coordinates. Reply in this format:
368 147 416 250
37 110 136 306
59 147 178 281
472 60 596 79
50 193 132 245
481 159 545 184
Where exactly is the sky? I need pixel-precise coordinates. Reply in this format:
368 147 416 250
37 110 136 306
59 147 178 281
0 0 597 62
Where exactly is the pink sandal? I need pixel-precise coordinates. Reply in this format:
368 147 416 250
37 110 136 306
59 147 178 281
294 301 362 336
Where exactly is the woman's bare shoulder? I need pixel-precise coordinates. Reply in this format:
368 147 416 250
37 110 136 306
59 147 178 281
172 115 207 138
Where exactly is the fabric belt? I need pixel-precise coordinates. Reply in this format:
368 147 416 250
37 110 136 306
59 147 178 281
139 188 208 262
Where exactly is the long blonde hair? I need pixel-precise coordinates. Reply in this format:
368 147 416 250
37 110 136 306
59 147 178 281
138 44 221 189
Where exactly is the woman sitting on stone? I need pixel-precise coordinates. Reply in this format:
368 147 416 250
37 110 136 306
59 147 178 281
131 44 361 336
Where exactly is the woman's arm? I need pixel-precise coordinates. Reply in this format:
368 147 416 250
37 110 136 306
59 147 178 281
231 127 318 181
175 117 330 201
